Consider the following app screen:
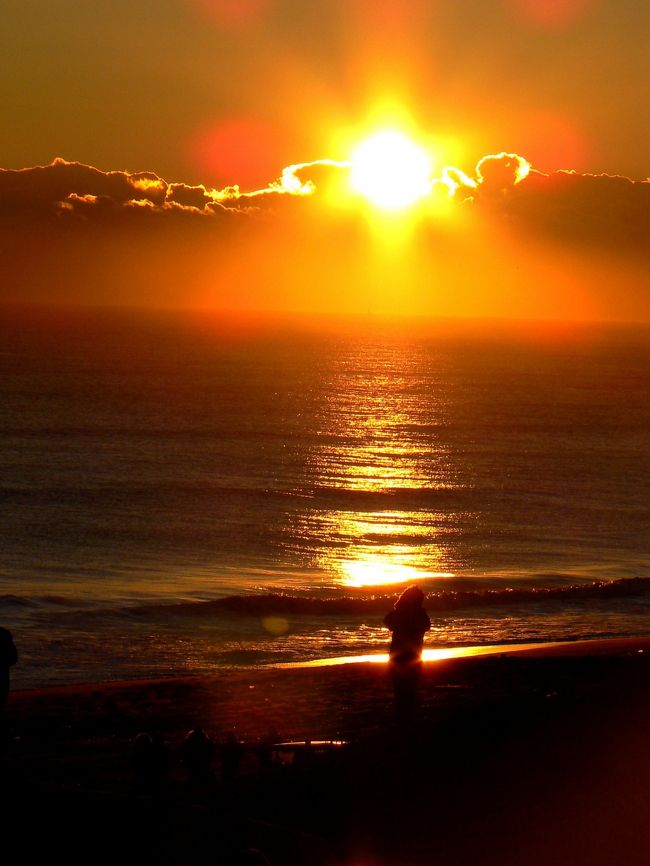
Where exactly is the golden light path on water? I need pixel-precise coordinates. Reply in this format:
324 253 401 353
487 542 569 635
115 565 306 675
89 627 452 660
280 642 575 669
307 343 459 589
341 558 454 588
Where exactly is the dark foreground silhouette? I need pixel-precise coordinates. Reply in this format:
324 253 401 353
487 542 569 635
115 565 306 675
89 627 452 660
383 585 431 664
384 586 431 722
0 627 17 718
5 643 650 865
182 726 216 790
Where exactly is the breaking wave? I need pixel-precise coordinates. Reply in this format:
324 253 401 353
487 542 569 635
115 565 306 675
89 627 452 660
128 577 650 619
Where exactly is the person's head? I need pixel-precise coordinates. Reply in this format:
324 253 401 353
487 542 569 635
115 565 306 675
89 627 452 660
132 732 152 751
186 727 206 742
395 584 425 609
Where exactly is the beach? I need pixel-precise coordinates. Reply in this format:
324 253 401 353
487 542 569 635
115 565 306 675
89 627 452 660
4 637 650 865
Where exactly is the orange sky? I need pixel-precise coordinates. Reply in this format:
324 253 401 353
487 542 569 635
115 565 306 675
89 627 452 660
0 0 648 322
1 152 648 321
1 0 648 184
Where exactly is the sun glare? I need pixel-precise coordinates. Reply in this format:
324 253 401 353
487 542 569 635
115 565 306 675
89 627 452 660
350 130 433 211
340 557 453 588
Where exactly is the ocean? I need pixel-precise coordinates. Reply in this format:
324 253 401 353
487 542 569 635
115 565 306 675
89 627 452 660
2 306 649 688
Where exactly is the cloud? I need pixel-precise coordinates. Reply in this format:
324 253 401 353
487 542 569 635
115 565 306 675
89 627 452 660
0 158 260 225
166 182 216 210
475 151 531 188
271 159 350 195
0 152 648 318
2 154 646 260
0 158 168 219
465 155 650 260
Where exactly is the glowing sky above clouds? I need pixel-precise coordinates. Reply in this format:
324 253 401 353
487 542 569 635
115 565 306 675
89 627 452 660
1 0 648 185
1 0 648 321
1 144 648 321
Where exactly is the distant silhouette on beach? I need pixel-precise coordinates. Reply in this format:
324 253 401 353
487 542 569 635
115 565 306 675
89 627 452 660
0 627 17 716
182 726 215 789
384 585 431 664
221 730 244 783
131 731 170 790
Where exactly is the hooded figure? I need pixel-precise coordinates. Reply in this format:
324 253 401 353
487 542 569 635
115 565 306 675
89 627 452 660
384 585 431 664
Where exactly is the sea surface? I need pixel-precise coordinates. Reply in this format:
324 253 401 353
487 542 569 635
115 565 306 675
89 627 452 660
1 306 649 688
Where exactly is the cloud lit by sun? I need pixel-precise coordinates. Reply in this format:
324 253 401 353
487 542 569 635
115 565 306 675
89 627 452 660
2 122 648 322
349 130 433 211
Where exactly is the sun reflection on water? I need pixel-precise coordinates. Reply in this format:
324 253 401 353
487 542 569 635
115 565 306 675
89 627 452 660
299 342 463 589
340 555 453 588
312 509 456 588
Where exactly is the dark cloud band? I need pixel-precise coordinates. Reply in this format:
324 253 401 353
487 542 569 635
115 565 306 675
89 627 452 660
1 155 646 260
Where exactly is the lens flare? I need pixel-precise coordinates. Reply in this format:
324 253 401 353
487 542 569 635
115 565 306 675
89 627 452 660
350 130 433 211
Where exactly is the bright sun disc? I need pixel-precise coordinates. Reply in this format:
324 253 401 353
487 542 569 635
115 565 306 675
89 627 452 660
350 130 432 211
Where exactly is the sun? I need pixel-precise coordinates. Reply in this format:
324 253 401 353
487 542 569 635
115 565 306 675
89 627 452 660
350 130 433 211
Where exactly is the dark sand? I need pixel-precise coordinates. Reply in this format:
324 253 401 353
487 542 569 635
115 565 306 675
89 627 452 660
3 638 650 865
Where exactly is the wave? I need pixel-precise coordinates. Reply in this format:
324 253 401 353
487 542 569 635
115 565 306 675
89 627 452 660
0 593 94 611
0 594 40 608
129 577 650 619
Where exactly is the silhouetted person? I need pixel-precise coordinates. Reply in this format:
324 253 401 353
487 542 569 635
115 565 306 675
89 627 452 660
384 586 430 724
256 726 279 775
132 732 155 789
182 727 215 790
384 585 431 664
293 738 314 772
150 731 171 786
131 731 170 790
0 627 17 717
221 730 244 784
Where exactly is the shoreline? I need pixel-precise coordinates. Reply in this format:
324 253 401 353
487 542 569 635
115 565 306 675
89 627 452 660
6 635 650 751
5 634 650 865
11 634 650 696
282 634 650 667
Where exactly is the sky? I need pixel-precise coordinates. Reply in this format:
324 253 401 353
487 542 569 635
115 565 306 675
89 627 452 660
1 0 648 321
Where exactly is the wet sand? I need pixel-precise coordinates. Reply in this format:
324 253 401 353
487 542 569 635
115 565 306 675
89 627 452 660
3 637 650 865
